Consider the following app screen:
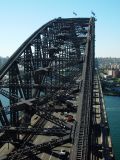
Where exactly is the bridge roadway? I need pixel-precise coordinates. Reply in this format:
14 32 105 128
0 89 79 160
0 72 115 160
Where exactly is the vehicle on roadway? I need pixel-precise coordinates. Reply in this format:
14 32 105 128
59 150 69 159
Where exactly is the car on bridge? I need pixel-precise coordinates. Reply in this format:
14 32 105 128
59 150 69 159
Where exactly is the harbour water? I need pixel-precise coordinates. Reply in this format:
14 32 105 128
0 95 9 106
104 95 120 160
0 95 120 159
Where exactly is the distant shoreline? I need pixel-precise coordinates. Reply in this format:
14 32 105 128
103 92 120 97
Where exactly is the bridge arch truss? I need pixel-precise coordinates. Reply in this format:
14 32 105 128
0 17 95 160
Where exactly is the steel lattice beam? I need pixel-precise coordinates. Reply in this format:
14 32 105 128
0 17 96 160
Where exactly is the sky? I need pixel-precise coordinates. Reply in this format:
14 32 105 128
0 0 120 58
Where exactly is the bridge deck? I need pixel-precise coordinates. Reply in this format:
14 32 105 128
0 91 80 159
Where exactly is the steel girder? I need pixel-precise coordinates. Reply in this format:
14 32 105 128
70 18 95 160
0 17 95 160
0 18 90 125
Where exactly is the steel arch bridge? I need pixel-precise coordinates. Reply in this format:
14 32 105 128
0 17 96 160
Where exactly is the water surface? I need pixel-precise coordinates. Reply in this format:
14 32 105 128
104 96 120 160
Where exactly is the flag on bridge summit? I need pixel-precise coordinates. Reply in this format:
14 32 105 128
91 11 95 16
73 11 77 16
